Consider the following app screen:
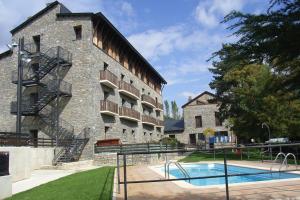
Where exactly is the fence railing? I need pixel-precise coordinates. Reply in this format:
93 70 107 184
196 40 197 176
95 142 185 154
142 115 157 125
100 70 118 86
100 100 118 114
119 80 140 98
119 106 140 120
141 94 156 106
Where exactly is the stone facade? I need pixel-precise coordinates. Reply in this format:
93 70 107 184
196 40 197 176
0 2 165 160
165 91 235 146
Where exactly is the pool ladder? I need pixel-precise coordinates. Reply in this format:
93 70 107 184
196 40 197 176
165 161 191 182
270 152 298 172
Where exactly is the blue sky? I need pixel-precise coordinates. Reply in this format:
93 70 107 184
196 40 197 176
0 0 269 111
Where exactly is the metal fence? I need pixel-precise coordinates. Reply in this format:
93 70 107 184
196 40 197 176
116 143 300 200
95 142 185 154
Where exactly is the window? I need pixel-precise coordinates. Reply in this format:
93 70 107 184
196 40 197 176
121 74 125 80
130 80 133 84
142 88 145 93
122 99 125 106
156 110 160 117
148 92 150 95
74 25 82 40
132 130 135 135
144 132 146 136
130 103 134 109
123 129 126 134
105 126 109 133
215 112 222 126
104 91 109 100
195 116 202 128
104 62 108 70
33 35 40 52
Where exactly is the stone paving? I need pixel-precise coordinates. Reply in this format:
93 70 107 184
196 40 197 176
116 161 300 200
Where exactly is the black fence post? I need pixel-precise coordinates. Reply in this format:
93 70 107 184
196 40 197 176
117 153 120 193
223 149 230 200
123 154 128 200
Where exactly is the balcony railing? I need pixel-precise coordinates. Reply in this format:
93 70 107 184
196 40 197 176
141 94 156 108
100 100 118 115
142 115 157 126
156 102 163 110
100 70 118 88
119 80 140 99
156 119 164 127
119 106 140 121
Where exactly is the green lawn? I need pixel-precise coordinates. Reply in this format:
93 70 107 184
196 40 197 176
179 150 267 163
7 167 115 200
179 150 299 164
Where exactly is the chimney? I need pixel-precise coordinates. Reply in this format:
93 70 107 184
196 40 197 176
188 96 192 101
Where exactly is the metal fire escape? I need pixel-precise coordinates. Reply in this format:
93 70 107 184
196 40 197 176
11 43 89 165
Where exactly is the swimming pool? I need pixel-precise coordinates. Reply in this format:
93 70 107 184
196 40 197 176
161 163 300 186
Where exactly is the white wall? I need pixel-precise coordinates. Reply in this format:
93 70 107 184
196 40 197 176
0 147 54 182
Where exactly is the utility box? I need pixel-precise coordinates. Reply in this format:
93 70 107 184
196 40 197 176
0 152 9 176
0 151 11 199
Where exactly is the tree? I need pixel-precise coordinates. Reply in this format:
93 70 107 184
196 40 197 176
164 100 170 119
171 100 180 120
209 0 300 141
221 0 300 96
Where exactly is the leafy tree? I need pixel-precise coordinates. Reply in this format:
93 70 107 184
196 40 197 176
171 100 180 120
209 0 300 141
164 100 170 119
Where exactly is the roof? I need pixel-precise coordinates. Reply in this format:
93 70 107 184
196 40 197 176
10 1 61 34
182 91 216 108
93 12 167 84
0 50 12 59
164 119 184 133
10 1 166 85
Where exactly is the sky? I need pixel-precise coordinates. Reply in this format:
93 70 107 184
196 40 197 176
0 0 269 111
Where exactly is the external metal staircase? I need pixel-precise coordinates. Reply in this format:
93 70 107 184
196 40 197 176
11 43 89 165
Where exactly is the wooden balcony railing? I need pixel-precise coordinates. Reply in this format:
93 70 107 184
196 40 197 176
156 119 164 127
156 102 163 110
100 100 118 114
119 80 140 99
100 70 118 87
142 115 157 125
119 106 140 120
141 94 156 107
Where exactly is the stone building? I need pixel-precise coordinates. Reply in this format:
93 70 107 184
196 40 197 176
164 91 235 147
0 1 166 161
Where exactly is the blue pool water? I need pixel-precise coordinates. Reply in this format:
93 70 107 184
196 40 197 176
162 163 300 186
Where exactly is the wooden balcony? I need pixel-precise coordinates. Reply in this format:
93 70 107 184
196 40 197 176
100 100 118 116
118 80 140 100
119 106 140 122
142 115 157 126
100 70 118 89
156 102 163 111
141 94 156 108
156 119 164 127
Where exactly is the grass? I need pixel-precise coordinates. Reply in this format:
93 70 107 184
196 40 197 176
179 150 299 164
7 167 115 200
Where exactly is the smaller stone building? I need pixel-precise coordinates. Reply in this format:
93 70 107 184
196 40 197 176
164 91 236 147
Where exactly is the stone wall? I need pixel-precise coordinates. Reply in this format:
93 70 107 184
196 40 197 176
94 152 182 166
0 3 165 160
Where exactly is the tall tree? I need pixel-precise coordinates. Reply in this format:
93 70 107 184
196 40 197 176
209 0 300 141
164 100 170 119
171 100 180 120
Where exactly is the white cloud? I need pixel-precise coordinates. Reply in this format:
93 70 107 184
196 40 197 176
194 0 244 28
120 2 134 16
128 25 224 61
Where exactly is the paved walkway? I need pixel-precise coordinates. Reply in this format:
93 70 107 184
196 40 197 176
116 161 300 200
12 165 99 194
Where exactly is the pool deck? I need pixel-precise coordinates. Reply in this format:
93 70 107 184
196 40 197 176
116 161 300 200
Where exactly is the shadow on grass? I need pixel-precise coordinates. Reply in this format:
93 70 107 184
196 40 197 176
98 167 115 200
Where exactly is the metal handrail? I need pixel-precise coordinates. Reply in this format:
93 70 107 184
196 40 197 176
270 152 286 171
279 153 298 171
165 161 190 182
